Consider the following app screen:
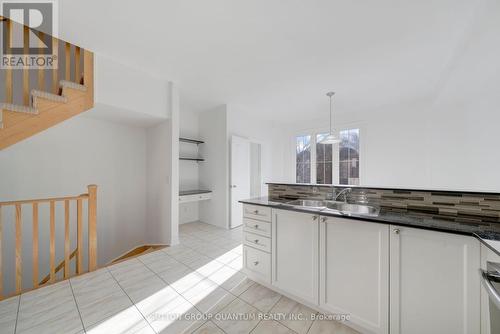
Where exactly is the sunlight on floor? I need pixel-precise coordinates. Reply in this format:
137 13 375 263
87 245 243 333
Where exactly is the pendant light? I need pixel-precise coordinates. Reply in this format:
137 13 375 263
320 91 341 144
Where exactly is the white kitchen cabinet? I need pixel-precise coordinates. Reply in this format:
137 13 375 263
272 209 319 305
319 216 389 334
389 225 480 334
243 245 271 283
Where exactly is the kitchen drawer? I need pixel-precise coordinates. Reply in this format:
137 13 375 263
244 231 271 253
243 204 272 222
244 218 271 237
244 245 271 282
179 192 212 203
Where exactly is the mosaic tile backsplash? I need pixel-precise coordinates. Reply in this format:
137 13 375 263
268 183 500 221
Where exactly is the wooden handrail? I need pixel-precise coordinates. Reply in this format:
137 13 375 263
0 185 98 300
0 194 88 207
39 248 78 285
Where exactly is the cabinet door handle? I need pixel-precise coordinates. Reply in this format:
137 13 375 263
312 216 318 221
393 228 400 234
253 261 259 266
254 210 259 214
321 217 327 223
480 269 500 309
254 239 259 244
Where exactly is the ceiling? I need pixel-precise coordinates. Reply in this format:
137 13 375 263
57 0 493 123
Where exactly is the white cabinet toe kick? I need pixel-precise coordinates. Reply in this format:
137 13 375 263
241 204 481 334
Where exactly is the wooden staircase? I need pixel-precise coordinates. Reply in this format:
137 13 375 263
0 185 98 300
0 16 94 150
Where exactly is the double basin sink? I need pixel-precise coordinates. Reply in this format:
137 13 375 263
284 199 380 217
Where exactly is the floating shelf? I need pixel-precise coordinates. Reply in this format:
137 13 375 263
179 137 204 145
179 157 205 162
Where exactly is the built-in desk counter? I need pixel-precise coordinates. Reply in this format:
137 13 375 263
179 190 212 203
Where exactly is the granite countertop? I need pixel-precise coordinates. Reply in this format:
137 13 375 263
179 189 212 196
240 196 500 256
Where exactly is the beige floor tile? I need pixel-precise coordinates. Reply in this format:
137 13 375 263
191 321 225 334
227 277 255 296
186 256 221 273
119 273 168 303
16 307 83 334
71 269 124 306
251 320 295 334
76 288 133 328
239 284 281 312
140 253 180 274
208 265 249 294
169 271 207 294
307 318 360 334
213 250 241 265
138 250 175 265
17 281 78 331
163 245 194 256
0 295 19 334
194 259 225 277
213 298 261 334
226 255 243 271
270 296 316 334
182 278 236 314
86 306 154 334
134 284 203 333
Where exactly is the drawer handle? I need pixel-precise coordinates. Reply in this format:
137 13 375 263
254 239 259 244
253 261 259 266
253 210 259 214
254 224 259 229
393 228 400 234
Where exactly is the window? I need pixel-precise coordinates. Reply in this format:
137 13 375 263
339 128 360 185
295 135 311 183
316 133 333 184
295 129 360 185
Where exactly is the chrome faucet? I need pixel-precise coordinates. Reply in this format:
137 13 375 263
334 188 352 202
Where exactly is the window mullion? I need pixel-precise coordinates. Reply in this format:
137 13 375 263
311 133 317 184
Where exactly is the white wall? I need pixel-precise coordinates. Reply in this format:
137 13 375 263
95 53 170 120
145 82 179 245
146 120 173 245
0 111 147 293
198 106 229 228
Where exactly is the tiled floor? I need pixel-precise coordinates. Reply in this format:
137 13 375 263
0 222 359 334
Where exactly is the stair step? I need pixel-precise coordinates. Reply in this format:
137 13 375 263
60 80 87 92
1 103 39 114
32 90 68 102
0 103 39 130
31 90 68 108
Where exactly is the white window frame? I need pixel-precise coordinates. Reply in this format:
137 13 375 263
292 125 363 185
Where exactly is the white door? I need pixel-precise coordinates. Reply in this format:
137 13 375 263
320 216 389 334
390 225 480 334
230 135 250 228
272 209 319 304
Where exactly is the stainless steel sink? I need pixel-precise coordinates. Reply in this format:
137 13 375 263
325 201 380 217
285 199 380 217
286 199 327 209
